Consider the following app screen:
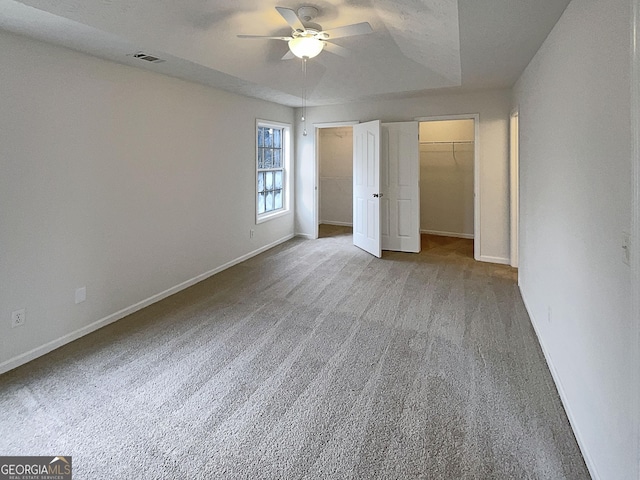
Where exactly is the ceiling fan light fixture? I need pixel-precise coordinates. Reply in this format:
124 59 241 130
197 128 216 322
288 36 324 59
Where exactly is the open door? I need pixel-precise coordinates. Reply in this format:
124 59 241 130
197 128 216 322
381 122 420 253
353 120 381 257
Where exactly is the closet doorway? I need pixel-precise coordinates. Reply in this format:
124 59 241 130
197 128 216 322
316 125 354 232
316 121 421 255
314 117 479 259
418 116 478 257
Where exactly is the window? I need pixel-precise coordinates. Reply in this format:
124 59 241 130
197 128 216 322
256 120 290 222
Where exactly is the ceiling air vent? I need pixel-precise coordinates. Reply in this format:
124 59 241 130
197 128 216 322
129 52 165 63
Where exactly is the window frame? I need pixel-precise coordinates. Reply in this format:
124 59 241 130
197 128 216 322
255 119 291 224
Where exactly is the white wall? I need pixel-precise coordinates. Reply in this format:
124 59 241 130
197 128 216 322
0 31 294 372
295 90 511 263
420 120 474 237
513 0 637 478
318 127 353 225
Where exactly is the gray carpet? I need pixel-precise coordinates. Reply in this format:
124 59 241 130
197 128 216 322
0 226 589 479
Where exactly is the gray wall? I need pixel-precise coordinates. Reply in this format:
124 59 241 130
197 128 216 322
0 30 294 372
513 0 637 477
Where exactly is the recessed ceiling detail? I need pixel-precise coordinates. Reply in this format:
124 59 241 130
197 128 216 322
373 0 462 85
0 0 572 107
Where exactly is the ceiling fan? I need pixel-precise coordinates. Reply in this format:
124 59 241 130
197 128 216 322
238 6 373 60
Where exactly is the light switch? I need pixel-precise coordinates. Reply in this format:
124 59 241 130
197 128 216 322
622 232 631 266
75 286 86 304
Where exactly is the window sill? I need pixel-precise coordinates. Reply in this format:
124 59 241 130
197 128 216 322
256 208 291 225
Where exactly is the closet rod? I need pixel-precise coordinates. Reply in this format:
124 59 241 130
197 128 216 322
419 140 474 144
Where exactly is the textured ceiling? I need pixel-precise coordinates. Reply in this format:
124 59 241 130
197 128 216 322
0 0 571 107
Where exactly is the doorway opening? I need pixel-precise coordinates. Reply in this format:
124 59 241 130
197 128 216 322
316 125 354 236
313 116 479 260
318 121 420 256
418 118 477 258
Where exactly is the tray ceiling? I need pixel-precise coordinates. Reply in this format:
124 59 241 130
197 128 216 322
0 0 571 106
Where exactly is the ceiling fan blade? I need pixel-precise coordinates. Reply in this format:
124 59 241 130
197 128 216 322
322 22 373 40
281 50 296 60
323 42 350 58
275 6 305 32
237 34 292 41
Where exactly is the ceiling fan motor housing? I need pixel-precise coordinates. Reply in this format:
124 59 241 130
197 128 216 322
297 6 319 24
237 6 373 59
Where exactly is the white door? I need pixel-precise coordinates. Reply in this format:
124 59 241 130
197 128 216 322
381 122 421 253
353 120 381 257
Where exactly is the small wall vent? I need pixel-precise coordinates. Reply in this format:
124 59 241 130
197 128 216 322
129 52 165 63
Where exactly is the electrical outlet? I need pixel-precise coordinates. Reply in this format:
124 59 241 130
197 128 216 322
622 231 631 266
11 309 25 328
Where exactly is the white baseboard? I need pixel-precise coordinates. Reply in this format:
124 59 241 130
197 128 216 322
421 229 474 239
0 234 295 375
519 287 600 480
320 221 353 227
477 255 511 265
295 233 315 239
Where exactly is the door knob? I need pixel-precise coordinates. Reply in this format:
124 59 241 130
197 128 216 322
373 193 384 198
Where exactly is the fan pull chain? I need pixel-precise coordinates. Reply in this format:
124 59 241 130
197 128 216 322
302 57 308 136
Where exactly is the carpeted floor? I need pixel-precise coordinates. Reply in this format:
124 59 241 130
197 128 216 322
0 226 589 479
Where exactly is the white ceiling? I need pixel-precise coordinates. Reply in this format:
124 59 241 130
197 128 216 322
0 0 571 107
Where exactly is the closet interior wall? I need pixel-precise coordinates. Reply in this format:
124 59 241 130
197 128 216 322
318 127 353 226
419 120 475 239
